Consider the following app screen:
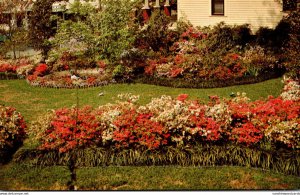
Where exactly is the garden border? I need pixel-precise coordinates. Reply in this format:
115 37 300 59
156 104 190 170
13 144 300 176
135 71 284 89
23 70 284 89
0 72 24 80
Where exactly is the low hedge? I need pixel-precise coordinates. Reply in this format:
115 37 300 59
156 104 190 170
13 144 300 176
0 72 24 80
135 70 284 89
24 70 283 89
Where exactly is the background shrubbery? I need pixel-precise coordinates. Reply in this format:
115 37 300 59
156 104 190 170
1 1 298 86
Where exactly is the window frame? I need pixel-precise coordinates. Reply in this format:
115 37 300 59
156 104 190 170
211 0 225 16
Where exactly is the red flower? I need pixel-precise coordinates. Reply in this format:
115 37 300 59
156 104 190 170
97 61 106 69
174 55 185 65
112 109 167 150
39 106 102 153
87 77 96 84
145 60 157 76
170 67 183 78
177 94 189 102
34 64 48 76
27 75 37 81
0 63 16 73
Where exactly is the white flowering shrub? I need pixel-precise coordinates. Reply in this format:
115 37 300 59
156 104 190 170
280 77 300 101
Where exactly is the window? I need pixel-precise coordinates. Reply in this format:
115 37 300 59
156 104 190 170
212 0 224 15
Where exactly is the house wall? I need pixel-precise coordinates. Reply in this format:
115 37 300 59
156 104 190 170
177 0 285 32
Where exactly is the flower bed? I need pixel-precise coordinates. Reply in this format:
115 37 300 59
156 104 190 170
0 59 33 80
0 105 27 164
139 26 284 85
25 62 117 89
17 84 300 174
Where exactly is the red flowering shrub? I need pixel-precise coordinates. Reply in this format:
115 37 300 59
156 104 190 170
230 122 263 145
87 77 96 85
252 97 299 122
34 93 300 152
113 109 168 150
0 64 16 73
34 64 48 76
145 60 157 76
39 106 102 153
190 115 222 141
180 27 206 40
177 94 189 102
169 67 183 78
27 75 37 82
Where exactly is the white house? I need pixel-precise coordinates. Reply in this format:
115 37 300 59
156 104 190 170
143 0 299 31
178 0 286 31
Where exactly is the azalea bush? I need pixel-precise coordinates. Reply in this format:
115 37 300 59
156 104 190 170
31 88 300 153
142 23 282 82
36 106 103 153
26 67 115 88
280 76 300 101
0 58 33 75
0 105 27 163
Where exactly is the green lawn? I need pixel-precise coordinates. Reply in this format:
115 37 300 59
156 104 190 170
1 78 299 191
0 78 284 122
0 164 299 190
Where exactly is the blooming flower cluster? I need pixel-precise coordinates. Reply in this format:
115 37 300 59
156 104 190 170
33 93 300 153
280 76 300 101
0 63 17 73
0 59 33 76
36 106 102 153
0 105 27 150
143 25 280 82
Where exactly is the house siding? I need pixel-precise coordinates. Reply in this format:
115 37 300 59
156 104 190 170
178 0 285 31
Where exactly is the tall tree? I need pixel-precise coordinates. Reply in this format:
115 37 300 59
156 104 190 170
0 0 32 59
28 0 58 61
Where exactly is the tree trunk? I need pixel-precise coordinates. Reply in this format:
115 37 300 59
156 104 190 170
68 151 77 190
13 42 17 59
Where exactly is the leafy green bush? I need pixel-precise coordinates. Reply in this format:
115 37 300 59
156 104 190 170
136 10 174 53
112 64 133 81
205 22 252 54
48 19 96 70
91 0 138 61
242 46 277 76
112 65 125 78
280 11 300 78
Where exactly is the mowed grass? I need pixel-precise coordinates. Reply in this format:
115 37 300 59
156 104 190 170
0 78 284 122
0 164 299 190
